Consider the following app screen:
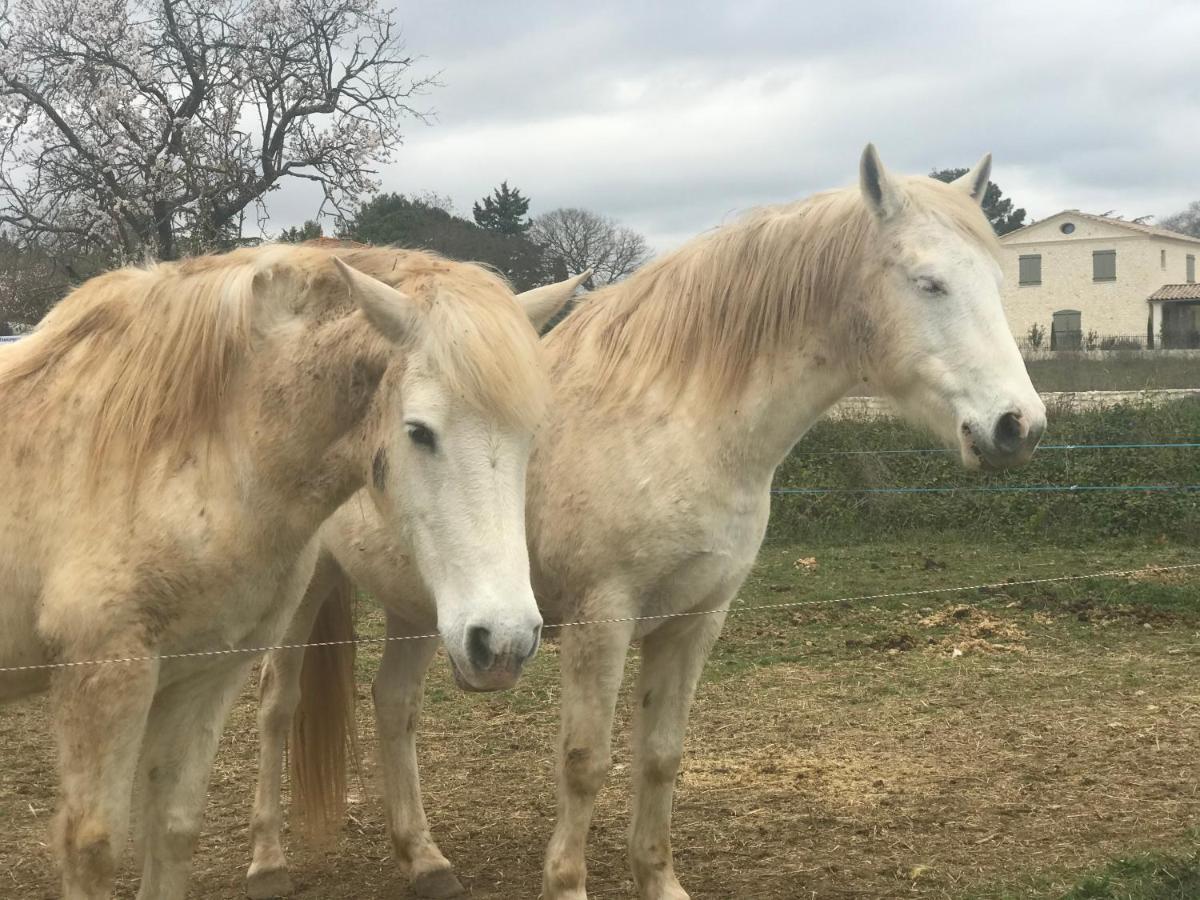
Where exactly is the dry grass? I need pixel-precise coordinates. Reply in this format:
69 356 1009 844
2 538 1199 899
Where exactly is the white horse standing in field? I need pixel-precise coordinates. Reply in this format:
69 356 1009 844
0 244 580 900
248 146 1047 900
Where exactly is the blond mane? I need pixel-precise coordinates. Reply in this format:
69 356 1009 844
553 176 999 402
0 246 295 486
0 244 545 488
332 246 547 429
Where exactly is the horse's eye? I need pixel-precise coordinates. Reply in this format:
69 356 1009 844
916 276 947 296
406 423 437 451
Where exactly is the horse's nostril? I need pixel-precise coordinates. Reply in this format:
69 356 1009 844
466 625 494 671
993 411 1024 452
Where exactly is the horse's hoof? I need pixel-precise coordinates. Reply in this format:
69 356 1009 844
246 867 294 899
412 868 468 897
411 867 465 898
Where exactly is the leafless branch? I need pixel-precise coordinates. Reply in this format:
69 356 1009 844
0 0 433 260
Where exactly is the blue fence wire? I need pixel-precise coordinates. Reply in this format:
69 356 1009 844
772 483 1200 496
792 442 1200 457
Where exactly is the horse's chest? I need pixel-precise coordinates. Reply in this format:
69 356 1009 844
651 498 769 613
150 511 313 658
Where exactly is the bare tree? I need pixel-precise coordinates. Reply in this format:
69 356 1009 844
0 235 91 323
0 0 434 260
1159 201 1200 238
530 207 651 286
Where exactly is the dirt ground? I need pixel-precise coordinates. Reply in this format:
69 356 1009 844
2 539 1199 899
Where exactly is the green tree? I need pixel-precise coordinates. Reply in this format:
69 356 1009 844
930 168 1027 235
342 193 545 290
279 221 325 243
472 181 532 236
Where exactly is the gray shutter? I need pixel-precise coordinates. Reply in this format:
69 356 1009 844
1092 250 1116 281
1188 255 1195 284
1018 255 1041 285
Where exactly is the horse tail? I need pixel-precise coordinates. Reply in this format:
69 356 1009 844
289 556 359 844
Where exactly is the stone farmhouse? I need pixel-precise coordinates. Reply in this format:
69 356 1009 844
999 211 1200 349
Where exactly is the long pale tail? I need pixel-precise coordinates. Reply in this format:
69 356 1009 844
289 560 358 844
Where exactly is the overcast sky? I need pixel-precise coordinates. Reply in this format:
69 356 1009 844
268 0 1200 253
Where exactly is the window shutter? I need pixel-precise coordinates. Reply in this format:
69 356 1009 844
1018 254 1041 285
1092 250 1116 281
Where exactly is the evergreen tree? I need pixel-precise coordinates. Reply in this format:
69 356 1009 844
278 220 325 243
343 193 545 290
930 168 1027 235
472 181 532 235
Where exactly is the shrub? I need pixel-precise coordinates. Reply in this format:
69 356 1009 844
768 400 1200 546
1025 322 1046 349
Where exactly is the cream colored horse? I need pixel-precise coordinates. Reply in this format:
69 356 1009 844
0 244 582 900
248 146 1047 900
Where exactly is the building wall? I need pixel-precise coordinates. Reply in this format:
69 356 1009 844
999 214 1200 341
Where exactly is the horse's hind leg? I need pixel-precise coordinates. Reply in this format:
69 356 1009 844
373 618 459 896
134 658 254 900
627 608 727 900
52 655 158 900
543 606 635 900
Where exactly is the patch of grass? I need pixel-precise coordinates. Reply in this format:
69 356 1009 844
1064 851 1200 900
699 537 1200 683
969 844 1200 899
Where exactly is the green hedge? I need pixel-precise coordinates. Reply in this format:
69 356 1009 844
767 399 1200 545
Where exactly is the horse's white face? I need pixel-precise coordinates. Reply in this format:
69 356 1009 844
379 370 540 692
859 145 1046 469
339 262 584 690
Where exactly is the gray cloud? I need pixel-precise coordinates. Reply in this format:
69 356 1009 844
265 0 1200 252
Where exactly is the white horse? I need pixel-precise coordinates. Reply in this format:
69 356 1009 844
248 146 1047 899
0 244 582 900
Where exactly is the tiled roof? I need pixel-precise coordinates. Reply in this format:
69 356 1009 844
1071 211 1200 244
1148 283 1200 301
1003 210 1200 245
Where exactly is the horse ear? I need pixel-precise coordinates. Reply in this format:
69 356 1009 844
951 153 993 205
333 257 420 344
514 269 593 331
859 143 903 221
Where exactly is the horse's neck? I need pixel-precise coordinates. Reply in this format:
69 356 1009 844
237 313 385 528
698 348 856 487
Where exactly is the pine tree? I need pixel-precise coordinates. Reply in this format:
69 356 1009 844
278 220 324 243
930 168 1027 235
472 182 532 236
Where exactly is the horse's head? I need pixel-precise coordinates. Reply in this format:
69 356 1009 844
856 144 1045 469
336 254 586 690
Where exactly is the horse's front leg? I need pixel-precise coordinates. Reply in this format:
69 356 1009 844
246 558 338 900
134 658 255 900
52 649 159 900
628 605 728 900
372 617 459 897
543 606 635 900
